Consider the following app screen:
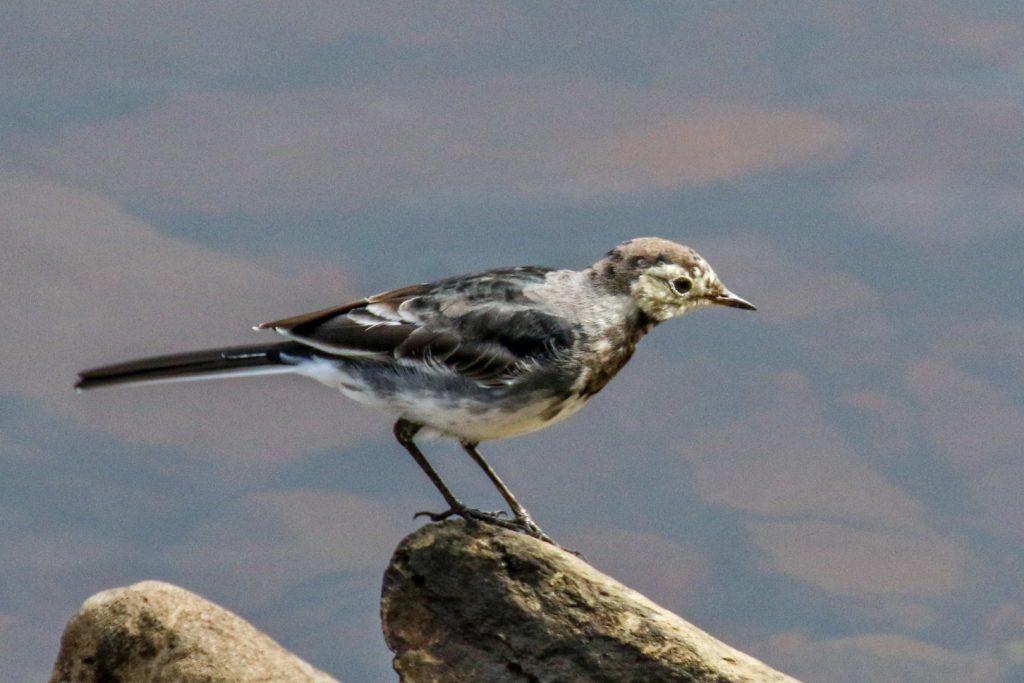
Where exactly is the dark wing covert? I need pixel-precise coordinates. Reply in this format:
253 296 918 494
255 267 575 385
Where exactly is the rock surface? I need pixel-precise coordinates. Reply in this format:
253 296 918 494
50 523 801 682
49 580 338 683
382 520 801 683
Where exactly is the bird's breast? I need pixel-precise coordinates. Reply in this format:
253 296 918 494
573 318 648 398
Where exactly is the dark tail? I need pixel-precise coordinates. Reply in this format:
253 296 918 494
75 342 305 391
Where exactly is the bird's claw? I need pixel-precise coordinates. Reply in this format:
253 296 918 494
413 506 507 523
415 505 545 537
413 506 578 553
511 513 583 556
413 508 456 522
509 514 548 540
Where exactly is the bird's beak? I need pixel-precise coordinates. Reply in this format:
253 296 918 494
712 288 757 311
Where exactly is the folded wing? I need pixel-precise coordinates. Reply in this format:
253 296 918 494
256 268 575 386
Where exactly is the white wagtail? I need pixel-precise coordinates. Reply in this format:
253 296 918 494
77 237 755 542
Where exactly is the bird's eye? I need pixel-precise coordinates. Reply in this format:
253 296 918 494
671 277 692 294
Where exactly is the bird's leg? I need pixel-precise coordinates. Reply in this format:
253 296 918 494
460 441 552 544
393 419 525 532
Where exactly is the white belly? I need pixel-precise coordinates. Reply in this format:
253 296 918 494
398 393 590 442
294 356 589 442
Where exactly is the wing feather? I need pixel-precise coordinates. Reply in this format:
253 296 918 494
254 267 574 385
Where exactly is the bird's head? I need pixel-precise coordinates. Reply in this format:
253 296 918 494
595 237 756 323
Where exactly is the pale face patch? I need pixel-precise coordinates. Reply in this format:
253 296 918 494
631 262 721 322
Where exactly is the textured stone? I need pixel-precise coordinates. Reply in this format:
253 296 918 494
49 580 338 683
382 520 800 683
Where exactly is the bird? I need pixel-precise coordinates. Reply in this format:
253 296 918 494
76 237 755 543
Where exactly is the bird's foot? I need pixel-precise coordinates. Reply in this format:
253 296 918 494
415 505 570 551
508 512 554 545
517 515 582 556
415 505 553 540
509 510 585 556
414 506 507 523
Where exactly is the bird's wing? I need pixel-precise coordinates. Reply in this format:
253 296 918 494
255 267 575 385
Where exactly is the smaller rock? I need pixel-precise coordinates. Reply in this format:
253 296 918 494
49 580 338 683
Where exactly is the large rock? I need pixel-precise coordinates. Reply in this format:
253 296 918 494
49 580 338 683
382 520 800 683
